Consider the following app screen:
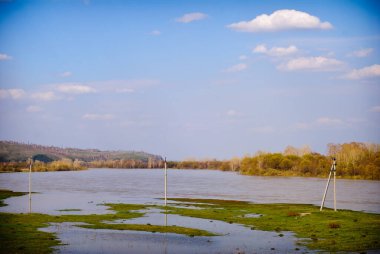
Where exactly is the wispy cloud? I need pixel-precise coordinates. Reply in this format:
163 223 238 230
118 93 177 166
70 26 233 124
224 63 247 73
295 117 346 130
59 71 72 78
176 12 207 23
348 48 373 58
279 56 344 71
82 114 114 121
0 53 12 60
228 9 332 32
31 91 58 101
56 83 96 94
0 89 26 99
239 55 248 61
370 106 380 113
253 44 298 57
316 117 344 126
226 109 243 117
343 64 380 80
150 30 161 36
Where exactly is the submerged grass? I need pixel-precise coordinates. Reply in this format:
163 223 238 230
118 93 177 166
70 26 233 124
1 190 379 253
56 209 82 212
166 198 380 252
81 223 217 236
0 190 216 254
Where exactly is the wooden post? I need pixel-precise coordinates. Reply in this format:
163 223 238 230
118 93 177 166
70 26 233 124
164 157 167 206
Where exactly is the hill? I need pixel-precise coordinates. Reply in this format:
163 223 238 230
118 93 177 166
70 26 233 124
0 141 162 163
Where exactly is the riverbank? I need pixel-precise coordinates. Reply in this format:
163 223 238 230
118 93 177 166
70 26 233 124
0 189 379 253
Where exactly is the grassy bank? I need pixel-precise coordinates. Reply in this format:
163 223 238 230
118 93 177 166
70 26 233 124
166 198 380 252
0 190 379 253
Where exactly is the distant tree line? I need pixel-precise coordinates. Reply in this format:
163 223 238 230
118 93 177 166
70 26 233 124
0 159 86 172
168 143 380 180
0 142 379 180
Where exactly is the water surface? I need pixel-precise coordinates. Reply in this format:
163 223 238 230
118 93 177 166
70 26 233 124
0 168 379 214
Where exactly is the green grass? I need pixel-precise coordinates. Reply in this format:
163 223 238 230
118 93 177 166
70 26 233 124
0 191 216 254
1 191 379 253
165 198 380 252
81 223 217 236
0 189 26 207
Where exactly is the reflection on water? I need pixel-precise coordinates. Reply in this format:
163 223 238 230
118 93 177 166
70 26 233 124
0 168 379 214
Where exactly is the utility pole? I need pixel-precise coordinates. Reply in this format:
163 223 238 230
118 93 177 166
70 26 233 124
28 157 32 213
320 157 337 211
164 157 167 206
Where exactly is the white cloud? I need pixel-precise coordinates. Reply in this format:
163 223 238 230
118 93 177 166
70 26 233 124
227 9 332 32
0 90 7 98
370 106 380 112
176 12 207 23
348 48 373 58
343 64 380 80
31 91 57 101
83 114 114 121
26 105 42 113
224 63 247 73
0 89 26 99
253 44 298 57
0 53 12 60
253 44 267 53
8 89 26 99
59 71 72 78
279 56 344 71
316 117 344 126
57 84 96 94
150 30 161 36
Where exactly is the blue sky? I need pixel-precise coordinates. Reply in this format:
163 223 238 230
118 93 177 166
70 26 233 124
0 0 379 160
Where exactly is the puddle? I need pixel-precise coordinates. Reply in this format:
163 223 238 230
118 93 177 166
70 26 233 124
41 208 312 254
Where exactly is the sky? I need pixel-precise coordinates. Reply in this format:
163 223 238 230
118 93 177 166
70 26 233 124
0 0 379 160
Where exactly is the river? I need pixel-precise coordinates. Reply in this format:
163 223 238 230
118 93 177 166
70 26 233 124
0 168 379 214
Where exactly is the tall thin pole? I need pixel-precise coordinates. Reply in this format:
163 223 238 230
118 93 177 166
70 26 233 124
333 171 336 211
320 170 332 211
164 157 167 206
320 158 337 211
333 162 337 211
28 158 32 213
